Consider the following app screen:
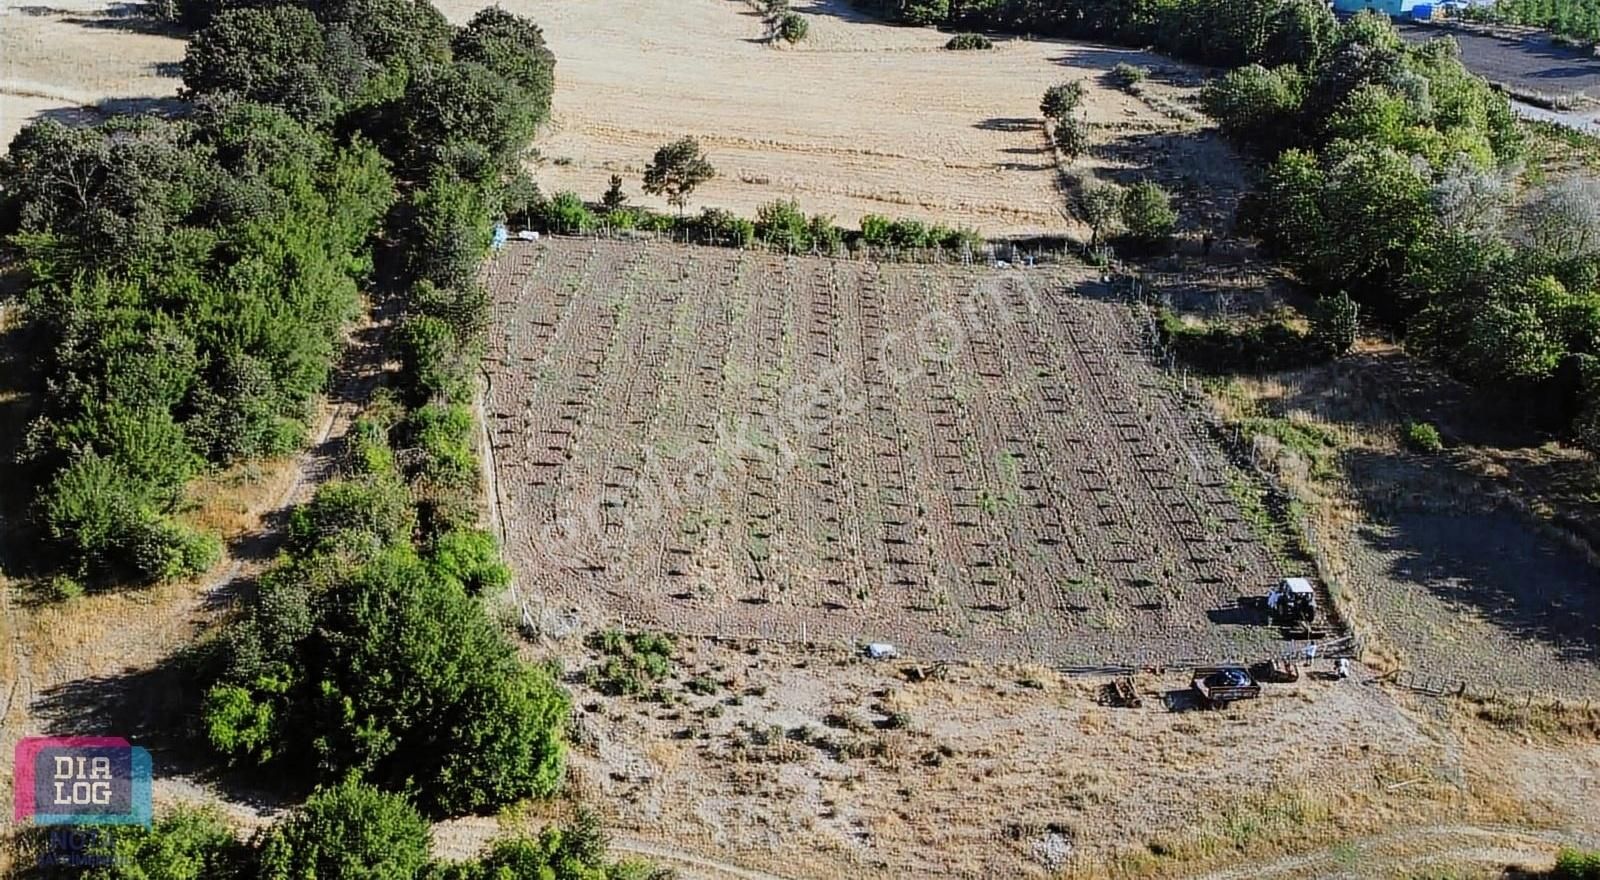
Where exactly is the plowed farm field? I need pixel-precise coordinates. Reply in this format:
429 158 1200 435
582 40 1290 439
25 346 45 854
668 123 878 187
483 238 1283 664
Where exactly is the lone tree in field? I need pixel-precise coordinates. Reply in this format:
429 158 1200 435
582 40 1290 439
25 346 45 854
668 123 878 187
643 137 715 215
601 174 627 211
1121 180 1177 241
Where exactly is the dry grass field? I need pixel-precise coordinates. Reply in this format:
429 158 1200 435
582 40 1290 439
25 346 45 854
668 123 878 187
433 0 1230 237
0 0 184 149
1202 353 1600 701
534 635 1600 879
483 238 1289 664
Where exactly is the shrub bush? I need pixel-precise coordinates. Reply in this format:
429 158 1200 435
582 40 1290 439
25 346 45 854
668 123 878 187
1040 80 1086 121
408 402 479 491
1053 116 1089 159
534 191 596 233
1121 180 1177 241
756 199 811 251
287 475 416 559
809 214 844 252
1554 848 1600 880
397 314 473 406
585 629 675 696
695 207 756 246
50 804 253 879
405 173 494 291
428 528 510 595
256 781 432 880
129 516 222 582
1311 291 1359 358
1109 62 1148 89
945 33 993 50
1403 421 1443 453
776 11 808 43
859 213 892 246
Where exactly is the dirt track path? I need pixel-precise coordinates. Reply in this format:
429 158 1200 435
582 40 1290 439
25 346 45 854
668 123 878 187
1192 824 1578 880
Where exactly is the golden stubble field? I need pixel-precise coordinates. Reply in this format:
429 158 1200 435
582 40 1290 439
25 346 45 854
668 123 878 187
434 0 1213 236
0 0 184 149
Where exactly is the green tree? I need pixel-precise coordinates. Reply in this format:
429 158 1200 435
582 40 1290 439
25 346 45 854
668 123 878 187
1053 116 1089 160
642 137 715 215
182 6 342 125
1262 0 1336 68
1311 291 1360 357
41 805 252 880
601 174 628 211
256 781 431 880
452 7 557 127
394 61 535 178
1199 64 1304 151
776 10 809 43
1121 180 1177 241
1077 180 1123 247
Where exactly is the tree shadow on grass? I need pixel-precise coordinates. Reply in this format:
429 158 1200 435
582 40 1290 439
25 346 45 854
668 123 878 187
1093 127 1249 234
1343 447 1600 667
975 116 1039 132
1047 46 1206 87
32 657 201 763
61 2 185 36
30 652 295 814
35 96 188 129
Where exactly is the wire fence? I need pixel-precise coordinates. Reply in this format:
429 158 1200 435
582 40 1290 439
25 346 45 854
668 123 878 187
516 225 1087 267
1113 270 1600 714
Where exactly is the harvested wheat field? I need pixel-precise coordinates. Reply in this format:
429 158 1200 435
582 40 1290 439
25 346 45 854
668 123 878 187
482 238 1290 664
0 0 184 149
434 0 1228 236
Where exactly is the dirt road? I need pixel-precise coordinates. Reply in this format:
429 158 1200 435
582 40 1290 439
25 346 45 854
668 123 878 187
1399 22 1600 101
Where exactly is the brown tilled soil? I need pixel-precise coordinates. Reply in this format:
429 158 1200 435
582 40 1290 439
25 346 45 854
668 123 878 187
482 238 1296 665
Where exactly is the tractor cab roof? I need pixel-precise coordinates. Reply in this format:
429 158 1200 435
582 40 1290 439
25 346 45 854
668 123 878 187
1280 577 1315 595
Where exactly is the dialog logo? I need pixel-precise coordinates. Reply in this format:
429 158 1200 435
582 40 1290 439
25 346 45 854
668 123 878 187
12 737 151 827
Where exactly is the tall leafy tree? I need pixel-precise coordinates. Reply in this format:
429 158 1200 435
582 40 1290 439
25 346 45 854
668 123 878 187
642 137 716 214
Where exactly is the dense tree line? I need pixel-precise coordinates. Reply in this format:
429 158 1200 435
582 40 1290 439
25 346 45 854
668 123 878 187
0 0 554 587
1 102 393 585
1206 14 1600 442
1465 0 1600 45
851 0 1340 69
23 786 669 879
4 0 577 829
200 399 565 815
165 0 567 819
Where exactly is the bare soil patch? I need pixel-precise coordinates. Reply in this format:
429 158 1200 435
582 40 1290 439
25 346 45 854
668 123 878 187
483 238 1298 665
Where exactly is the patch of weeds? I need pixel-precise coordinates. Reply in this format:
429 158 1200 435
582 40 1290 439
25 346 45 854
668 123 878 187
583 628 676 696
1109 62 1148 90
1403 420 1443 453
1238 414 1343 480
1224 470 1308 567
685 675 718 696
